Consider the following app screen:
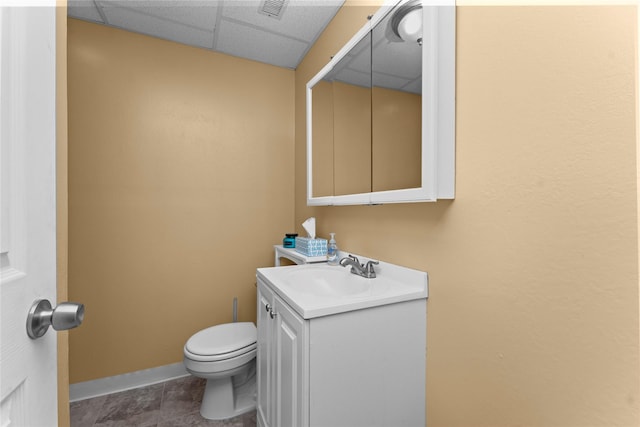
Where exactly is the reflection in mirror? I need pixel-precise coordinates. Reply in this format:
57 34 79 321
312 32 372 197
311 80 334 197
372 0 422 192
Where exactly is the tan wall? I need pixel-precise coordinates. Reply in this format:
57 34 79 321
56 2 70 426
67 19 295 383
296 4 639 427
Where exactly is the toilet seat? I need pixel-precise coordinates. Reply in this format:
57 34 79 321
184 322 257 363
184 342 257 363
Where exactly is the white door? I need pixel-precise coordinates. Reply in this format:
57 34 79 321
0 3 59 426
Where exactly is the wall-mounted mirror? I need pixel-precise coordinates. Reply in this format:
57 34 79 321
306 0 455 205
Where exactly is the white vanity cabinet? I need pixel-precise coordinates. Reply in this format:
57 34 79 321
256 267 427 427
257 278 309 427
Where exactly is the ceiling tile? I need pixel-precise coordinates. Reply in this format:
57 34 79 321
98 1 219 31
100 5 215 49
334 68 370 88
215 19 308 69
373 73 419 94
222 0 343 43
373 40 421 81
68 0 105 23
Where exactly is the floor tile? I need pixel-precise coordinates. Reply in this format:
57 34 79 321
160 376 206 420
70 395 108 427
94 384 164 427
157 411 243 427
70 376 257 427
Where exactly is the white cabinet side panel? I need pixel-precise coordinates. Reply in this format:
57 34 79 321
309 300 426 427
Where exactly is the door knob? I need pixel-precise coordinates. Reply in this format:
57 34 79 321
26 299 85 339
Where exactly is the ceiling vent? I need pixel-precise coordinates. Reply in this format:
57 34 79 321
258 0 287 19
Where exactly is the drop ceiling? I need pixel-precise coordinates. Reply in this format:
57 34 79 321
67 0 346 70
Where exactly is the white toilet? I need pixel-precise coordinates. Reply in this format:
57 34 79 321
183 321 257 420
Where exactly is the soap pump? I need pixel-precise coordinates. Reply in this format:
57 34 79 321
327 233 338 265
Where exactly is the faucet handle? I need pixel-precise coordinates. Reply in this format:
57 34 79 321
347 254 360 264
365 260 379 274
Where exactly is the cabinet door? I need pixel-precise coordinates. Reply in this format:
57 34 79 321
257 281 275 427
274 295 308 427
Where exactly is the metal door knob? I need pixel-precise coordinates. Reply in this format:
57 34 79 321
26 299 85 339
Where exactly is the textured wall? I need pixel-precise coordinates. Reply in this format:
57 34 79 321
56 3 70 426
296 4 639 426
67 19 295 383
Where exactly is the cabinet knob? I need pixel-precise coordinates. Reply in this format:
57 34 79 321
265 303 277 319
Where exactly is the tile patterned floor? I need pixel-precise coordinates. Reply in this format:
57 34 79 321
70 376 257 427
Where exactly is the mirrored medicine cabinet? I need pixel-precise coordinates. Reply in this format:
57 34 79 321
306 0 456 205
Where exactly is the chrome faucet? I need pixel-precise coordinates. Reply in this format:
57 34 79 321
339 254 379 279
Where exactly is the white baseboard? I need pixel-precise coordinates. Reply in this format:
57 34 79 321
69 362 189 402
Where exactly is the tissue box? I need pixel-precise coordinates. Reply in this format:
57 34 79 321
295 237 327 257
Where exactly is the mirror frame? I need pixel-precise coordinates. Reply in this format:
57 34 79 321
306 0 455 206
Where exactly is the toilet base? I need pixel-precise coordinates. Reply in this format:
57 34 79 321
200 369 256 420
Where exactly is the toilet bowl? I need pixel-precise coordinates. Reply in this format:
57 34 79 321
183 321 257 420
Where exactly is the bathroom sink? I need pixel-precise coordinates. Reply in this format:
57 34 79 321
257 257 428 319
281 266 389 297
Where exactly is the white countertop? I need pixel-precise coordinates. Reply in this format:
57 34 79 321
257 257 428 319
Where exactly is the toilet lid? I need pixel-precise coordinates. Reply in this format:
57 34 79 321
185 322 256 357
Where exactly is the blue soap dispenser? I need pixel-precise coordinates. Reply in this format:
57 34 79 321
327 233 338 265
